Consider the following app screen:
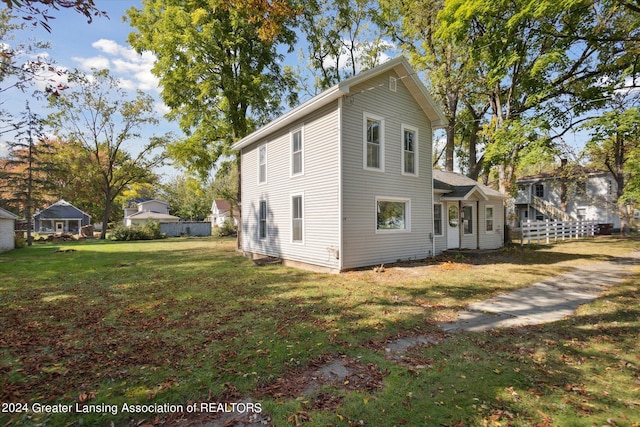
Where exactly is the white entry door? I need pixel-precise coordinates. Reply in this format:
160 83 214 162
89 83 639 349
447 203 459 249
55 222 64 233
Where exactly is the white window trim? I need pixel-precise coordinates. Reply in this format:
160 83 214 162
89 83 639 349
259 199 268 240
290 125 304 177
485 204 495 235
291 192 304 244
434 203 443 236
258 143 267 185
401 124 419 177
375 196 411 234
462 203 475 236
363 112 385 172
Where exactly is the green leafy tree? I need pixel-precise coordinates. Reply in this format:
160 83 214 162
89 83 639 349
127 0 300 248
127 0 299 178
46 69 170 239
160 174 210 221
583 104 640 236
435 0 640 192
300 0 390 94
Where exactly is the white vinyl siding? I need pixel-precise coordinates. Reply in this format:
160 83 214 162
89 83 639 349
0 218 15 252
342 70 433 268
240 102 341 270
401 124 418 176
363 112 385 172
291 127 303 176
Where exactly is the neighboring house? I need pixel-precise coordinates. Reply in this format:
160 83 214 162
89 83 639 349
0 206 18 253
232 56 507 272
123 198 180 227
513 166 620 229
33 200 91 234
433 170 507 253
211 199 238 227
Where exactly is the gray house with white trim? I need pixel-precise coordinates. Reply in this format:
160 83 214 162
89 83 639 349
33 200 91 234
233 57 505 272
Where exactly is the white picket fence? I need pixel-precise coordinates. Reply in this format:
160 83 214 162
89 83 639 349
520 220 598 245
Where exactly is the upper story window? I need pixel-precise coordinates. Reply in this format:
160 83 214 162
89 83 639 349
402 125 418 176
258 144 267 184
291 128 303 176
534 183 544 197
364 113 384 172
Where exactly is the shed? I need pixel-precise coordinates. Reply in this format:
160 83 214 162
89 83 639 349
0 206 18 253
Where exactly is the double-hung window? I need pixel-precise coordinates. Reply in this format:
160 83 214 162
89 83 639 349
258 144 267 184
291 128 303 176
364 113 384 171
485 206 494 233
434 204 442 235
401 125 418 176
259 200 267 239
462 204 473 235
292 195 303 243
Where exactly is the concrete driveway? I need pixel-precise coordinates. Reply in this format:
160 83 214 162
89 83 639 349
439 252 640 332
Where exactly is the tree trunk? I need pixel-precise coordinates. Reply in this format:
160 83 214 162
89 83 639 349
445 119 455 172
100 191 111 240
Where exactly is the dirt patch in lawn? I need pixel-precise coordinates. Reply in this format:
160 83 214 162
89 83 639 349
256 354 387 403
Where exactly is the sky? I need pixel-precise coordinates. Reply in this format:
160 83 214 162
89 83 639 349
1 0 182 180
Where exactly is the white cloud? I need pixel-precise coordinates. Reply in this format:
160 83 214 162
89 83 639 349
323 39 396 73
72 55 110 70
73 39 160 94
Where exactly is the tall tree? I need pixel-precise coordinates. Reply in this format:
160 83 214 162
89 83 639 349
378 0 473 173
46 69 170 239
436 0 640 193
127 0 300 248
127 0 299 178
583 103 640 236
0 105 56 244
160 174 210 221
300 0 390 94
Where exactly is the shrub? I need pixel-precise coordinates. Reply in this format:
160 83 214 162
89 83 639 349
14 234 26 249
141 220 163 240
216 218 237 237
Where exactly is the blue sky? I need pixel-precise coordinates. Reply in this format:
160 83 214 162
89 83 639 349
1 0 182 180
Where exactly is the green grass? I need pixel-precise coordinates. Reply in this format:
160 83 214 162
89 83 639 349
0 236 638 426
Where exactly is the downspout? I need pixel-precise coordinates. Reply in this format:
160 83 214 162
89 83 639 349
431 172 435 258
338 96 344 271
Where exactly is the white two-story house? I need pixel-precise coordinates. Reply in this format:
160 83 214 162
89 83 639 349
233 56 506 272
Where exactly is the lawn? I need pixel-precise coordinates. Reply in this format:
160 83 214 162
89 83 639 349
0 236 638 426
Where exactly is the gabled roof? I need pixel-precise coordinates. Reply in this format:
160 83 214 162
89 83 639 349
0 206 18 220
127 211 179 220
212 199 230 213
33 200 91 220
232 56 448 151
434 170 507 200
